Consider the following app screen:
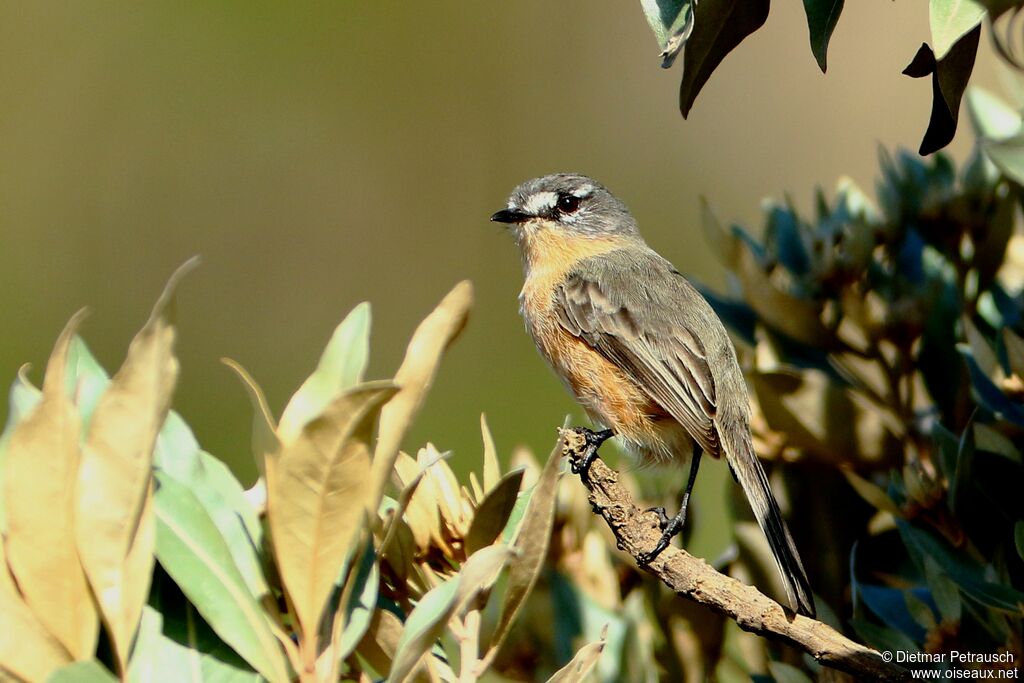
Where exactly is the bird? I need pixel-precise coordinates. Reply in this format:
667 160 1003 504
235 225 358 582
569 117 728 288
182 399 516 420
491 172 815 617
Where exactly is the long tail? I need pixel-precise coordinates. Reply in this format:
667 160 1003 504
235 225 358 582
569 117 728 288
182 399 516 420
719 418 816 617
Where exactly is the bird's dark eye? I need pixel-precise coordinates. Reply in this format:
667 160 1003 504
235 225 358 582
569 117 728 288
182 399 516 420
556 194 581 213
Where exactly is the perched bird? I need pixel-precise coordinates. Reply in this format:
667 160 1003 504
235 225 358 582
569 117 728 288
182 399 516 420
491 173 815 617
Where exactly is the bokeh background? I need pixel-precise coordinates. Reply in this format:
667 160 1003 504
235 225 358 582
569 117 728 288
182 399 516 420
0 2 1004 559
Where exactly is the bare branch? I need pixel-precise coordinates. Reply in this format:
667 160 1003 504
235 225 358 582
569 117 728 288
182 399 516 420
558 428 909 683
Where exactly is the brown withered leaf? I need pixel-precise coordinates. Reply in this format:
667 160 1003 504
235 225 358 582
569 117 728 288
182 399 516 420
4 309 99 659
355 606 405 680
545 624 607 683
75 257 195 671
0 588 73 682
465 469 525 555
269 382 397 647
482 433 564 666
480 413 500 492
368 282 473 516
222 358 280 479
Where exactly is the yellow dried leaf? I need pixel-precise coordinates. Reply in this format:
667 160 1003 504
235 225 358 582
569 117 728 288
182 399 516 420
480 413 500 492
369 282 473 515
394 452 440 552
0 589 72 682
418 445 471 539
545 624 607 683
269 382 397 649
222 358 279 479
4 310 98 659
76 258 194 670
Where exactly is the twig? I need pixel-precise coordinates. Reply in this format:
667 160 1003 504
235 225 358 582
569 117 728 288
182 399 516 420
558 428 910 683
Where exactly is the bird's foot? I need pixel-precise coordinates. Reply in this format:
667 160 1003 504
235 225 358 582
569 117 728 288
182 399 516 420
637 502 690 565
567 427 614 477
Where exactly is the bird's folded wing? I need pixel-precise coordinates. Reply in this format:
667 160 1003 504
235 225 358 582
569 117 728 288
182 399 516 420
554 271 719 454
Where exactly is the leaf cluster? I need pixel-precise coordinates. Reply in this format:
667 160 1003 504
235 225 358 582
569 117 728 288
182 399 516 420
640 0 1024 155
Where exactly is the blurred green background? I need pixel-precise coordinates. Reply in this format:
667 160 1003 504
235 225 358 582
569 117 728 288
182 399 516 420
0 1 1002 540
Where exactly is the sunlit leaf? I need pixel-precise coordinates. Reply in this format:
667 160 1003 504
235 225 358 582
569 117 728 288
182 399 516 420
222 358 279 479
639 0 695 66
154 473 289 683
65 336 111 429
4 310 98 658
679 0 770 117
278 302 371 445
76 259 196 671
130 604 260 683
369 281 473 515
480 413 501 493
801 0 844 72
0 367 42 535
930 0 987 59
46 660 118 683
545 624 607 683
465 469 525 555
270 382 397 644
387 544 513 683
0 588 72 683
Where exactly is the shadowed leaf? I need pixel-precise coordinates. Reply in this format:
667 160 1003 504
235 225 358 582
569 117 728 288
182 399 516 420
4 310 98 659
278 303 371 445
332 545 380 662
270 382 397 644
903 27 981 155
154 473 289 683
640 0 696 67
484 434 564 663
801 0 844 72
679 0 769 117
387 544 513 683
0 367 42 534
75 258 196 671
465 469 525 555
369 281 473 515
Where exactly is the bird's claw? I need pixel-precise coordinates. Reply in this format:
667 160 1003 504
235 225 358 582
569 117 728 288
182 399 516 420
568 427 614 477
645 506 671 529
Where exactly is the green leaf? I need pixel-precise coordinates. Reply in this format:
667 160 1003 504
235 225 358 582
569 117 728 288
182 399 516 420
801 0 844 72
679 0 770 117
767 661 814 683
849 618 920 655
841 469 902 516
130 605 260 683
335 546 380 662
958 344 1024 426
465 469 525 555
154 473 289 683
545 625 607 683
898 520 1024 613
984 133 1024 185
966 87 1022 140
904 591 937 631
924 556 962 622
930 0 987 59
278 302 371 443
65 336 111 428
640 0 696 67
46 661 118 683
155 413 266 599
902 26 981 155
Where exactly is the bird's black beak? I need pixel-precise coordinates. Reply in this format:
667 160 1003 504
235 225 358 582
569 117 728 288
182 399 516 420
490 208 531 224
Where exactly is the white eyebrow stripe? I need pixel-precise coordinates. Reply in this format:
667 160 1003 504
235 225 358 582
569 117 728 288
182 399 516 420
523 191 558 215
572 184 594 198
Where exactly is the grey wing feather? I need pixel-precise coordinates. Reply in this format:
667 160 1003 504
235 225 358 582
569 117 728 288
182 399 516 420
554 261 719 454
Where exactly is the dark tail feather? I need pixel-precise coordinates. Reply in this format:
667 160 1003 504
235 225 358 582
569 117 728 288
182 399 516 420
721 422 816 617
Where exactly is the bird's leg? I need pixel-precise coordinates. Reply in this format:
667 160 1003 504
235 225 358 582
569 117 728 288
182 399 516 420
569 427 614 476
638 445 703 565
